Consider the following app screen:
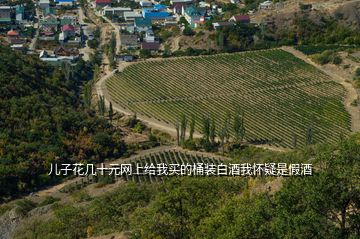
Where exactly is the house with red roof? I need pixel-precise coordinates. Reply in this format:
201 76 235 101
229 15 250 24
7 30 25 44
95 0 111 8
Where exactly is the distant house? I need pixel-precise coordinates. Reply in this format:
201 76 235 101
39 0 50 9
171 3 187 15
55 0 76 6
95 0 111 8
123 11 143 22
39 50 77 64
141 42 160 51
183 5 206 28
0 6 11 24
40 16 59 31
229 15 250 24
144 29 155 42
61 24 75 37
102 6 132 17
7 30 25 44
120 34 138 49
54 46 79 56
142 5 170 21
259 0 273 10
43 7 55 17
60 15 77 26
117 54 134 62
170 0 193 4
212 21 234 30
139 0 152 7
134 17 152 32
15 5 25 23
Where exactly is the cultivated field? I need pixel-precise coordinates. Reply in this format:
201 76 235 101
106 49 351 148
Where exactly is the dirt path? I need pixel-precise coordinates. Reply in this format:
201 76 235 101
282 46 360 133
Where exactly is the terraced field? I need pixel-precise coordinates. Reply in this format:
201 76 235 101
106 49 351 148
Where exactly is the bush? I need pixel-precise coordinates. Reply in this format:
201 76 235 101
183 26 195 36
38 196 60 207
15 199 37 216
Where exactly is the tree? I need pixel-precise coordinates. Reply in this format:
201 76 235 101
108 101 114 122
218 126 226 155
183 26 195 36
180 114 187 145
233 108 245 143
202 116 210 143
189 114 195 140
175 122 180 146
209 117 216 144
306 126 313 145
98 95 106 116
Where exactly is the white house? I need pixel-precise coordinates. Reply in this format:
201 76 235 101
259 0 273 10
144 29 155 43
102 6 132 17
140 0 152 7
123 11 143 22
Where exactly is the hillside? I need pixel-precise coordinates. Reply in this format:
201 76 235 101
6 135 360 239
0 46 126 201
106 49 350 148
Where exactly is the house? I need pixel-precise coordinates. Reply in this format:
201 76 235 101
39 50 77 64
141 42 160 51
183 5 206 28
7 30 25 44
134 17 152 32
61 24 76 38
40 16 59 31
120 34 138 49
123 11 143 22
171 3 187 15
117 54 134 62
0 6 11 24
102 6 132 17
95 0 111 8
55 0 76 6
144 29 155 42
43 7 55 17
140 0 152 7
15 5 25 23
212 21 234 30
259 0 273 10
39 0 50 9
54 46 79 56
142 5 170 21
170 0 193 4
60 15 77 26
229 15 250 24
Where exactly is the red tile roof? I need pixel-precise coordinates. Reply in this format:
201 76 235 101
7 30 19 36
62 24 75 32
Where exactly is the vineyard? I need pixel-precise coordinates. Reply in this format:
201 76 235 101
106 49 351 148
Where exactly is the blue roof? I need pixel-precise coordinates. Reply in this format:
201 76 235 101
135 17 152 27
55 0 74 2
153 4 167 11
142 8 170 19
